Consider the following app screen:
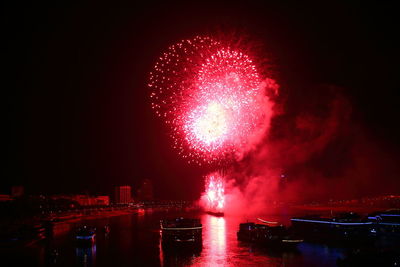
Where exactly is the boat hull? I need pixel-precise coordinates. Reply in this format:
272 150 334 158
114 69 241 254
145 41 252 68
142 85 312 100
291 217 374 245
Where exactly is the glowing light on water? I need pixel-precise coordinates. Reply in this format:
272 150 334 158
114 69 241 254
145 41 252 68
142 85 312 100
202 215 226 265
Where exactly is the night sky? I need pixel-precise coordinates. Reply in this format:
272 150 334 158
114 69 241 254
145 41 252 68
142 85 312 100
3 2 400 199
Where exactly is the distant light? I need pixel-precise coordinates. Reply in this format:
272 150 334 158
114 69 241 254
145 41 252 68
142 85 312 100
76 236 93 240
291 218 373 225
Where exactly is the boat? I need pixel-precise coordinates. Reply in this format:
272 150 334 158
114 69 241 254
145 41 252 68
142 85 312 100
160 218 202 246
290 212 374 244
367 209 400 237
237 219 303 248
75 226 96 244
205 211 224 217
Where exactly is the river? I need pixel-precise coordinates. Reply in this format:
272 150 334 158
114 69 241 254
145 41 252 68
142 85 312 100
2 209 348 267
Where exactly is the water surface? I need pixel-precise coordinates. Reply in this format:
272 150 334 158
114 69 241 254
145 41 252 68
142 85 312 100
2 209 346 266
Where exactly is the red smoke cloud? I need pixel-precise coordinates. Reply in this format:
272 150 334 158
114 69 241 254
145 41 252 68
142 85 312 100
221 84 400 216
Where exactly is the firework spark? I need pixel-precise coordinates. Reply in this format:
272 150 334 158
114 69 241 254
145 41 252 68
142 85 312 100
149 36 273 164
204 172 225 213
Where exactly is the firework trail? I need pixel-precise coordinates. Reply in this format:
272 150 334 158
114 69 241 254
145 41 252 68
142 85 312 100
149 36 273 164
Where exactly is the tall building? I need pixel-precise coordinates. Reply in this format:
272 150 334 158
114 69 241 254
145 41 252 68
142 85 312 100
114 185 132 204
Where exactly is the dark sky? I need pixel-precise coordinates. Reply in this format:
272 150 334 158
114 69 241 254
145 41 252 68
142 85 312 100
3 2 399 199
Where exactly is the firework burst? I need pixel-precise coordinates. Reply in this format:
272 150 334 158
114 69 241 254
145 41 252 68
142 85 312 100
149 36 273 164
204 172 225 213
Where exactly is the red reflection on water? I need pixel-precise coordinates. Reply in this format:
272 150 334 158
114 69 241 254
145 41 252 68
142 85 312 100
203 215 226 265
159 232 164 267
76 244 96 266
138 208 145 215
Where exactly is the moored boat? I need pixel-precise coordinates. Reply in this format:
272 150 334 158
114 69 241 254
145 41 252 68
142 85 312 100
367 209 400 238
205 211 224 217
291 212 373 244
237 220 303 248
75 226 96 244
160 218 202 246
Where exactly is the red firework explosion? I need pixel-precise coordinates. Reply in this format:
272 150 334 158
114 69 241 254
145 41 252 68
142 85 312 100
149 36 272 164
204 173 225 213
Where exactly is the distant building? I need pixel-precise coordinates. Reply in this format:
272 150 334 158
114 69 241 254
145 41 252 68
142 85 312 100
115 186 132 204
71 195 110 206
11 186 24 198
137 179 154 201
95 195 110 206
51 195 110 206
